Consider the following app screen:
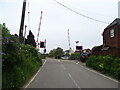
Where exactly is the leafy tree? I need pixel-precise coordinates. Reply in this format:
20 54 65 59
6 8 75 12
25 30 36 47
55 47 64 59
49 49 56 57
49 47 64 59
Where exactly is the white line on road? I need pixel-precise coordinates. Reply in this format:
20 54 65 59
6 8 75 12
78 64 119 83
68 73 81 89
61 64 66 70
61 60 74 62
76 62 79 64
68 60 119 83
46 60 61 62
58 60 61 62
25 60 46 88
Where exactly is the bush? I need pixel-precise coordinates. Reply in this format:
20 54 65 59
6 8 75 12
39 53 47 59
2 23 42 89
86 55 120 80
70 53 80 60
49 47 64 59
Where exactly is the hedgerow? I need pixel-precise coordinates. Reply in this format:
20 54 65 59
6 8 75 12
1 23 42 89
86 55 120 80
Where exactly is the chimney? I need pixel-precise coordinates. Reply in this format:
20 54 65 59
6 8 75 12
118 1 120 18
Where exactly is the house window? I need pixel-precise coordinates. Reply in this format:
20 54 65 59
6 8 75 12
110 29 115 38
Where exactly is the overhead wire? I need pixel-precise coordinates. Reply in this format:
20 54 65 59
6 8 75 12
54 0 109 24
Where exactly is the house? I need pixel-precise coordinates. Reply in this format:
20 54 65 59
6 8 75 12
102 18 120 48
92 18 120 57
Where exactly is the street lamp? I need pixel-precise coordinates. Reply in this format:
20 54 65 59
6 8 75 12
75 41 79 46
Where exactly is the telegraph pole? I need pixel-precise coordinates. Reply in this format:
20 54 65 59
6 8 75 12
23 25 27 44
19 0 27 43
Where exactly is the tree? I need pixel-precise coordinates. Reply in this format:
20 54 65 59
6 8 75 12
25 30 36 47
49 49 56 57
49 47 64 59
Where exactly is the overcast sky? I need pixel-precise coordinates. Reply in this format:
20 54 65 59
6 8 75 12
0 0 120 53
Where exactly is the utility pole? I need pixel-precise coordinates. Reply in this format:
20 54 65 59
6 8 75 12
23 25 27 44
19 0 27 43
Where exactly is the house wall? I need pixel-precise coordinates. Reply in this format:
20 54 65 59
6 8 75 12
117 25 120 47
92 47 120 57
92 21 120 58
103 24 120 48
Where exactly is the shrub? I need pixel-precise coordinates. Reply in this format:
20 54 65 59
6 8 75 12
2 23 42 89
70 53 80 60
86 55 120 80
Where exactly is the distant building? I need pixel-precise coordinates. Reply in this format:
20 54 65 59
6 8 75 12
92 18 120 57
64 49 74 55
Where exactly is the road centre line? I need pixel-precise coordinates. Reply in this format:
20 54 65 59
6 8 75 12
68 73 81 89
45 60 61 62
64 60 118 88
61 60 74 62
61 64 66 70
25 60 46 88
60 61 81 89
63 60 118 83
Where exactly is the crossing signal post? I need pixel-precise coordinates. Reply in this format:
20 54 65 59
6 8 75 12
75 46 83 53
76 46 83 50
40 39 46 54
40 41 45 48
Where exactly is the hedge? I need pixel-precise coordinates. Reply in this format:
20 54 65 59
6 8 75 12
86 55 120 80
2 23 42 89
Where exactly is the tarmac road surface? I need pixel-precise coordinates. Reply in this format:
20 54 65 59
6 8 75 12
25 58 119 89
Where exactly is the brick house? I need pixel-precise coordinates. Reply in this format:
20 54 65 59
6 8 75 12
92 18 120 57
102 18 120 47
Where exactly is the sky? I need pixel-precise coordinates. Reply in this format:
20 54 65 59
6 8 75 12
0 0 120 53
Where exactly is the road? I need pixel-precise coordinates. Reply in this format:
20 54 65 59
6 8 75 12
25 58 119 89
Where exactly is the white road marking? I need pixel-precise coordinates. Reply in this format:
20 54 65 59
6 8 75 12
61 60 74 62
46 60 59 62
61 64 66 70
76 62 79 64
58 60 61 62
25 60 46 88
78 64 119 83
68 73 81 89
64 60 119 83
